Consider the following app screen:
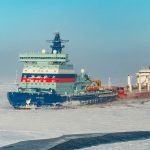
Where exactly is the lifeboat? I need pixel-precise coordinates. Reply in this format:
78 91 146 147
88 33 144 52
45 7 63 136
86 86 98 91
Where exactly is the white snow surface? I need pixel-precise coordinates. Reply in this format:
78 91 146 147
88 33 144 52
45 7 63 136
0 85 150 149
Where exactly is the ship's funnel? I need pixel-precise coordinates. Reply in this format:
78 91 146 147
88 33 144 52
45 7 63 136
127 75 132 92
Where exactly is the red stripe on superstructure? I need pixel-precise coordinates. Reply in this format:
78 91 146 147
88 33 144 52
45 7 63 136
21 77 76 83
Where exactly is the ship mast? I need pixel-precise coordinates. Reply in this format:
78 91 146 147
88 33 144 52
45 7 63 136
46 32 69 54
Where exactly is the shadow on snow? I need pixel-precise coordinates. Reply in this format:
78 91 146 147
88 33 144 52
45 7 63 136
1 131 150 150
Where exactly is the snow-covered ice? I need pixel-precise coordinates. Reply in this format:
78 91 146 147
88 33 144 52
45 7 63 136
0 84 150 149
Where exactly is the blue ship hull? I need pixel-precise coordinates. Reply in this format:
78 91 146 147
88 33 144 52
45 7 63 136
7 92 117 109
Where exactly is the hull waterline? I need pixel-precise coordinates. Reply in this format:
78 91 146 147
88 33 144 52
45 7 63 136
7 92 117 109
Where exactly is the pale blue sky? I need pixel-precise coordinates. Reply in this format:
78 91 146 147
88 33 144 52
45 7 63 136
0 0 150 85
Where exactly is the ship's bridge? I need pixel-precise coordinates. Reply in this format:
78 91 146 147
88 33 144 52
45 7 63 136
19 52 69 63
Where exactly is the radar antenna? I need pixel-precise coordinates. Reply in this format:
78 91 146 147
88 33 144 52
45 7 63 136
46 32 69 54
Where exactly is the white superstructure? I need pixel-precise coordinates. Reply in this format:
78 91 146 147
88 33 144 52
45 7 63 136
136 67 150 86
